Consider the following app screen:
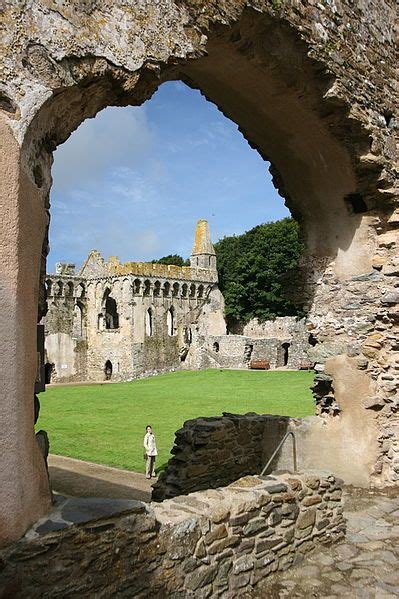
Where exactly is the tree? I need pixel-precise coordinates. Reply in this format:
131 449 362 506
151 254 188 266
214 218 304 328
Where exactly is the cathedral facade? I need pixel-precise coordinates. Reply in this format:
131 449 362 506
43 220 226 382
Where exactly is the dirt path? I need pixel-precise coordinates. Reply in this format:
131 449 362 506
48 454 156 502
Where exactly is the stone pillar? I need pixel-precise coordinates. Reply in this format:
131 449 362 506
0 116 51 548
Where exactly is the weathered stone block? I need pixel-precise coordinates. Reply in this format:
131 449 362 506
243 517 268 536
185 564 218 591
208 535 240 555
297 508 316 530
204 523 228 545
233 554 254 574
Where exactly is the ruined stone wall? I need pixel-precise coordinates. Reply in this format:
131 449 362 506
0 0 397 547
43 253 223 381
43 275 87 382
185 317 311 371
0 472 344 597
152 413 293 501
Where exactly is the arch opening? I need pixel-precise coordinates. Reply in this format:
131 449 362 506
104 360 113 381
5 5 391 549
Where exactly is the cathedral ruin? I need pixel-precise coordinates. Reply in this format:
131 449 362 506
44 219 310 382
0 3 397 595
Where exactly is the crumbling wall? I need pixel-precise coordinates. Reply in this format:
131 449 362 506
0 0 397 548
0 472 345 597
43 275 87 382
152 413 291 501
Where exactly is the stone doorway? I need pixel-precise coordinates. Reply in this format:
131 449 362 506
44 363 54 385
104 360 113 381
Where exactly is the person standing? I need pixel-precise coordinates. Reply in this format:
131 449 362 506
143 425 158 479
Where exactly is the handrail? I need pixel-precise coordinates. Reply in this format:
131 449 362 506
260 431 297 476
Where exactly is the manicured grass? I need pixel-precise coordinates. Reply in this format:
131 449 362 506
37 369 314 473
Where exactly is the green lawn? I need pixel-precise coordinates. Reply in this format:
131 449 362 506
37 369 314 473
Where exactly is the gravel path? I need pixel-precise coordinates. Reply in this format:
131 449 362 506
48 454 155 502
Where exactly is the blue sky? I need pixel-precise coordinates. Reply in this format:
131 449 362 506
49 81 289 272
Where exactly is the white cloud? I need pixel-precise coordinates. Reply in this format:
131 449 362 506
52 105 154 191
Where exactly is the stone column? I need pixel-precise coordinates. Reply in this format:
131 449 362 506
0 115 51 548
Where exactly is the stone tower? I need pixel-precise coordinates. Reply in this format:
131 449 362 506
190 220 217 271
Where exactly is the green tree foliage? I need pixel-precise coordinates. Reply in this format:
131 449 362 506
151 254 188 266
214 218 304 328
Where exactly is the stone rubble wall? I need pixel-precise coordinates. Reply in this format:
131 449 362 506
243 317 306 340
0 472 345 597
152 413 292 501
185 326 311 371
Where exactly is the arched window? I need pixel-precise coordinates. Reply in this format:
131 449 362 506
167 307 175 336
143 280 151 296
56 281 63 296
103 289 119 329
153 281 161 297
182 283 188 298
282 342 290 366
172 282 179 297
75 282 85 298
72 303 83 337
104 360 112 380
146 308 153 337
66 281 74 297
197 284 204 298
189 283 196 298
133 279 141 295
213 341 219 353
184 327 192 344
163 282 170 297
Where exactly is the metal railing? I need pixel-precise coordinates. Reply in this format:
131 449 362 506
260 431 297 477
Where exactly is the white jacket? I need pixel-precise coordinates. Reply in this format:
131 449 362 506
144 432 158 456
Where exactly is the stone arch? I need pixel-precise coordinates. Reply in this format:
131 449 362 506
104 360 113 381
75 282 85 299
133 278 142 295
281 342 290 367
197 284 204 299
1 1 397 545
146 307 153 337
102 288 119 330
163 281 171 298
167 307 175 337
143 280 151 297
55 281 64 297
181 283 188 298
153 281 161 297
65 281 74 297
72 301 84 338
189 284 196 298
172 282 180 297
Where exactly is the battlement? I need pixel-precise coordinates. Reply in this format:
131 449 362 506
105 258 217 283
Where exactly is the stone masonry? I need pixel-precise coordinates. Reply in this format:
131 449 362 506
43 220 226 382
0 0 397 545
0 472 345 597
152 413 291 501
44 224 311 382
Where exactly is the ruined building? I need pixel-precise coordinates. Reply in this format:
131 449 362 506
43 220 226 382
0 0 397 560
44 219 310 382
